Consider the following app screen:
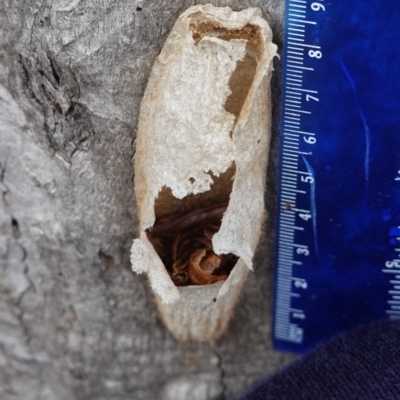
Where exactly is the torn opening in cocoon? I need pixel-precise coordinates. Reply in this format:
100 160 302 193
131 4 277 341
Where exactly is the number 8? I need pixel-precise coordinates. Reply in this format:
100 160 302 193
308 50 322 59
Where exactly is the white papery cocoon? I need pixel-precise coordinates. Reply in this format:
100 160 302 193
131 4 277 341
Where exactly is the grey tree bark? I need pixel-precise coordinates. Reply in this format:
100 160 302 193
0 1 296 399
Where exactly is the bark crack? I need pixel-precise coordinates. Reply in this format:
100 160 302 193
30 5 42 45
1 160 37 352
19 53 94 163
0 158 10 206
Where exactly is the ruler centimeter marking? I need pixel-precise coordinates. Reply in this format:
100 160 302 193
274 0 319 345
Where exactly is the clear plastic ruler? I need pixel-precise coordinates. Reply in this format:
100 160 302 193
273 0 400 353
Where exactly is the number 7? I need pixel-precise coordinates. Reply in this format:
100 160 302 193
306 94 319 102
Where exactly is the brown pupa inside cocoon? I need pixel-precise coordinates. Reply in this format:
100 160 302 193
146 19 263 287
147 168 238 287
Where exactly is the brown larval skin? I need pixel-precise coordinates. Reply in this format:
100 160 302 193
147 203 238 286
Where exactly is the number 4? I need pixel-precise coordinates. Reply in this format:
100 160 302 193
306 94 319 102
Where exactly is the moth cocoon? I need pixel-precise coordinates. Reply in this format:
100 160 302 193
131 4 277 341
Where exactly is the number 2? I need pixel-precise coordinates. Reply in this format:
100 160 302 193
294 280 308 289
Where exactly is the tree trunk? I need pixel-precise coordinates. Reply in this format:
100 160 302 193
0 1 296 399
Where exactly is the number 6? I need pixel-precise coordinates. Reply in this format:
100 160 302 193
311 2 326 11
304 136 316 144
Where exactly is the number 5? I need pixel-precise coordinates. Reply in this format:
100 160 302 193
301 176 314 184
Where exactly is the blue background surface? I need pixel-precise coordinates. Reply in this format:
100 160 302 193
275 1 400 353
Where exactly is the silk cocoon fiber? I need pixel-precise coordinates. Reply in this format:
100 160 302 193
131 4 277 341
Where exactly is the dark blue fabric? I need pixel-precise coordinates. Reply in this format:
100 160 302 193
238 320 400 400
